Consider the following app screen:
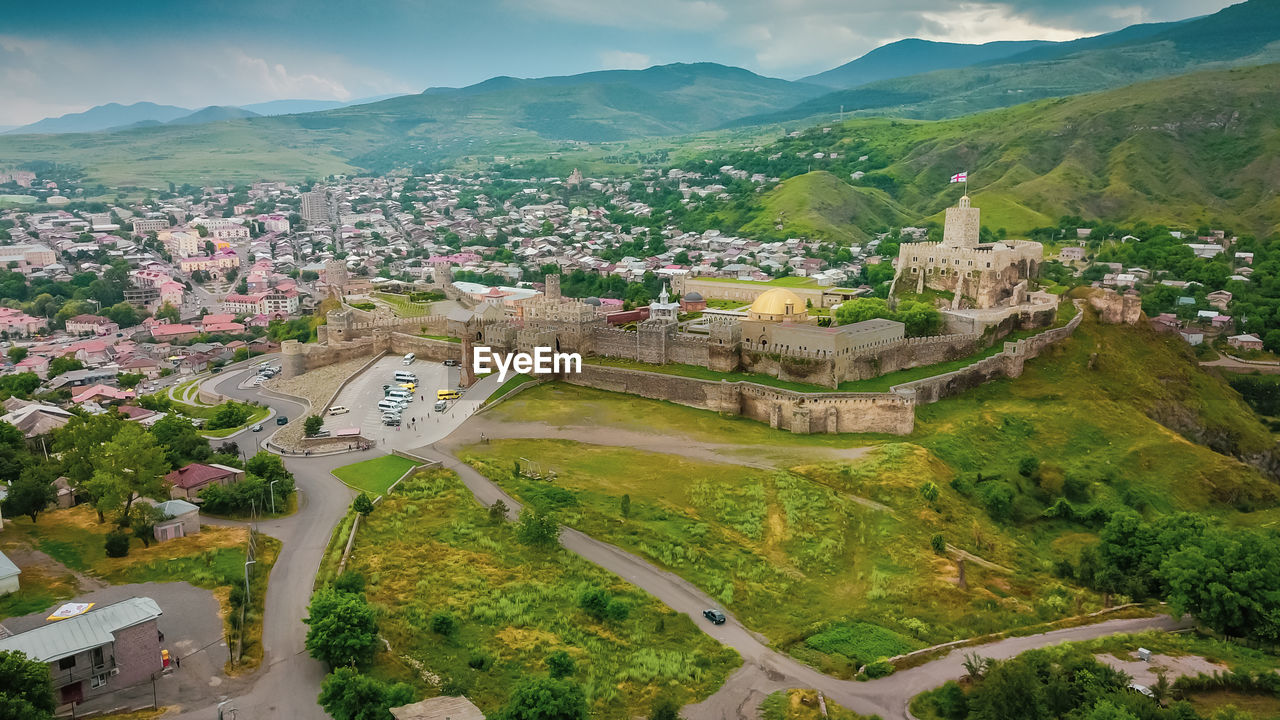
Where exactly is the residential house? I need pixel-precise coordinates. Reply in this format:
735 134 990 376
0 597 163 706
71 385 136 406
1228 334 1264 351
0 307 48 335
164 463 243 501
1206 290 1233 312
65 315 119 337
0 550 19 595
153 499 200 542
1059 247 1086 262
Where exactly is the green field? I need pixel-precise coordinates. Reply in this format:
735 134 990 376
460 439 1085 677
347 469 739 717
332 455 421 496
485 374 537 405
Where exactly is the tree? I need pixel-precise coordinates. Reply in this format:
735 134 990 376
128 504 166 548
546 650 575 679
6 346 26 363
246 451 292 484
3 464 58 523
53 414 123 517
103 301 140 328
968 658 1047 720
931 534 946 555
318 668 414 720
1083 700 1139 720
115 372 144 389
47 354 83 379
81 423 170 521
208 402 251 431
304 587 379 668
920 482 940 504
352 493 374 516
155 302 181 323
0 420 29 485
516 507 560 547
0 372 41 398
488 499 509 524
0 649 55 720
497 677 588 720
150 415 211 468
304 414 324 437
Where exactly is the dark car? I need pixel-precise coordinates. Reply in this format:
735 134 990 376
276 416 288 425
703 609 726 625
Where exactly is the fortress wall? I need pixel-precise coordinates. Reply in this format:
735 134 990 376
560 365 915 435
668 335 711 366
593 327 641 360
893 306 1082 404
739 350 839 388
389 333 465 362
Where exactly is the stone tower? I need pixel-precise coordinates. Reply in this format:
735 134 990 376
545 273 561 301
942 195 981 248
433 261 453 287
324 259 348 296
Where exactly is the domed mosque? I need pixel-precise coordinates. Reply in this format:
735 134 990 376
747 288 808 323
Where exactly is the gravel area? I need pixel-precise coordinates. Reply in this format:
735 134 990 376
264 357 371 451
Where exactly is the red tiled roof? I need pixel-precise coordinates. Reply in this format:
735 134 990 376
165 463 236 489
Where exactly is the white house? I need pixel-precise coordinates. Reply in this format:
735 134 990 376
0 550 21 595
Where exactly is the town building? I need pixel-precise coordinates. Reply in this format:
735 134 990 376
0 597 164 706
164 463 244 501
0 550 20 595
301 190 329 223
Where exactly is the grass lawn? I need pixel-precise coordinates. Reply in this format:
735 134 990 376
485 373 536 405
0 505 279 674
332 455 421 495
347 469 740 718
698 276 827 289
705 298 748 310
584 356 833 393
201 404 272 438
373 291 433 317
420 333 462 343
762 690 878 720
460 439 1097 677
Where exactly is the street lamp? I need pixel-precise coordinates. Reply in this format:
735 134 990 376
268 480 279 515
243 559 257 605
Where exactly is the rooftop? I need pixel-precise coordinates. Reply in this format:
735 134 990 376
0 597 162 663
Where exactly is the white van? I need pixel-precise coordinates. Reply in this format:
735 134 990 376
328 406 349 416
377 398 407 413
434 400 448 413
394 371 417 383
403 353 415 365
387 389 413 402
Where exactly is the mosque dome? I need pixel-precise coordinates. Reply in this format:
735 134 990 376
583 296 601 306
748 288 806 321
683 291 703 302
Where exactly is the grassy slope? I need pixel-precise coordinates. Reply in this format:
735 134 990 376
350 469 739 718
474 312 1279 672
332 455 420 496
738 170 908 243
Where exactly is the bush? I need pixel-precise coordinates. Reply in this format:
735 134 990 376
931 534 946 555
207 401 252 431
467 652 493 671
862 658 894 678
104 531 130 558
930 681 969 720
546 650 575 679
333 571 366 595
516 507 559 547
353 493 374 516
304 415 324 437
804 622 915 666
428 611 459 637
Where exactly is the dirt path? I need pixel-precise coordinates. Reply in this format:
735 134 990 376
442 416 874 469
1 545 107 594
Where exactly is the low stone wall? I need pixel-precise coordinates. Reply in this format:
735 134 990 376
281 333 464 379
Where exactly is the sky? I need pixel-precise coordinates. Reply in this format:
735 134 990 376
0 0 1239 126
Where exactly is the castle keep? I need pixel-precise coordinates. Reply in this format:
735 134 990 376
892 196 1043 309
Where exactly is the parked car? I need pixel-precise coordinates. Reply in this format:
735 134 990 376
434 400 448 412
703 609 726 625
251 424 263 432
276 416 288 425
329 406 350 416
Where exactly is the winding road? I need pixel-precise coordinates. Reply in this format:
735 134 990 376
170 364 1191 720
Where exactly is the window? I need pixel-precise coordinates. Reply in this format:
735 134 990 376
91 673 108 689
92 647 105 668
58 656 76 671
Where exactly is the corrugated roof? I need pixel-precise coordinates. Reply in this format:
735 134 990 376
0 597 161 662
0 551 20 579
391 696 486 720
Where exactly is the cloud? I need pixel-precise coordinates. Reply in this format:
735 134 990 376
0 35 413 126
599 50 652 70
513 0 729 29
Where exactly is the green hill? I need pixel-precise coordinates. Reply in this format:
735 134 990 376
737 0 1280 125
687 63 1280 236
738 171 908 243
0 63 824 185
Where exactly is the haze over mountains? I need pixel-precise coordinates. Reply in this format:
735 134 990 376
0 0 1275 198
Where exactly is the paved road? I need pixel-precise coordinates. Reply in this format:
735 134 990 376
171 374 359 720
427 444 1192 720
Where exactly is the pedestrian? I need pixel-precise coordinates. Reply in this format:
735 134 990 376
175 655 181 669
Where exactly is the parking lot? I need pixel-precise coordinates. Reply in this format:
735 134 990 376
326 354 495 451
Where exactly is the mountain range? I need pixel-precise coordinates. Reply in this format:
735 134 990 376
0 0 1275 207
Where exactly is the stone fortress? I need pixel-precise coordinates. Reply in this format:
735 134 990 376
891 195 1044 310
282 195 1079 434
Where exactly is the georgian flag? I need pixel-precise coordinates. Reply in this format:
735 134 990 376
950 172 968 183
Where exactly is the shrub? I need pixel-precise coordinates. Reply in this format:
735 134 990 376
651 696 681 720
333 571 366 595
1017 456 1040 478
304 415 324 437
353 493 374 516
931 534 946 555
207 401 252 430
467 652 493 671
428 611 459 637
930 681 969 720
488 499 509 524
546 650 575 679
516 507 559 547
863 658 894 678
804 622 915 666
104 531 130 558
